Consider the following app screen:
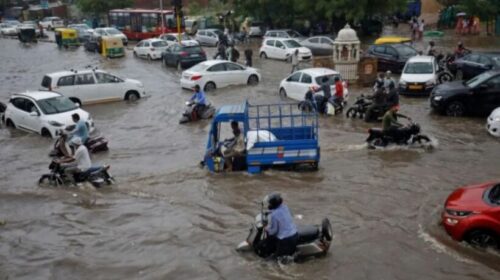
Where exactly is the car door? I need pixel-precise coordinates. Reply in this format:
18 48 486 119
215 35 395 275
275 40 287 60
23 99 42 133
283 72 303 100
197 31 206 45
476 75 500 114
73 72 99 104
163 45 174 65
306 37 320 54
264 39 275 57
53 74 75 98
371 45 388 71
207 31 218 46
9 97 30 129
384 46 400 72
320 37 334 56
224 62 247 85
95 72 124 101
206 63 228 87
298 72 313 97
135 41 144 55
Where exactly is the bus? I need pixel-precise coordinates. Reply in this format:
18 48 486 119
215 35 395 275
108 9 185 40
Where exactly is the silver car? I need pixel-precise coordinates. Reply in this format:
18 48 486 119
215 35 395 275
195 29 223 47
263 29 306 42
300 36 335 56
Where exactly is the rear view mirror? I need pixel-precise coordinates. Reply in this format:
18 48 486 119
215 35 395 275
30 111 39 117
479 84 489 90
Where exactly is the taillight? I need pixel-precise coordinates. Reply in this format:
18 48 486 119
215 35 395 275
191 75 202 81
180 51 188 57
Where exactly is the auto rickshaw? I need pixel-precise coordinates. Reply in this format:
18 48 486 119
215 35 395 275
100 36 125 58
54 28 79 48
374 36 412 45
18 26 37 43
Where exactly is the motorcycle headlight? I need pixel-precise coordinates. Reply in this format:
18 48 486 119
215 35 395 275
445 209 473 217
48 120 64 127
433 96 443 101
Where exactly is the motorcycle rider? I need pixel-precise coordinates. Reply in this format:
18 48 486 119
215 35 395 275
333 76 344 105
386 82 399 108
56 129 73 158
365 81 387 121
373 72 385 92
70 113 89 144
265 193 298 260
382 105 411 139
190 85 207 119
384 71 395 92
426 41 437 56
223 121 245 171
56 137 91 184
454 42 468 59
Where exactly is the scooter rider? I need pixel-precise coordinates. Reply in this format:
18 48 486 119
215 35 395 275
265 193 298 260
382 105 411 139
303 85 319 112
333 76 344 104
190 85 207 119
70 113 89 144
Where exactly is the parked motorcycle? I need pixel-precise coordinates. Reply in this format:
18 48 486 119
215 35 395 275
179 101 216 124
346 95 372 119
366 121 431 148
38 160 114 188
236 200 333 261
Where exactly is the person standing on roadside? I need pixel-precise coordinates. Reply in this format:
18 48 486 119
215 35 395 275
244 48 253 67
291 49 299 73
418 19 425 40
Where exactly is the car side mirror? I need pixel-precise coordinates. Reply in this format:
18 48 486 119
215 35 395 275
479 84 490 90
30 111 39 117
75 103 80 108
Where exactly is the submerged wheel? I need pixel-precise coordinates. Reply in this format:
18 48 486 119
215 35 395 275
247 74 259 85
125 91 140 102
279 88 287 99
466 230 499 249
6 119 16 128
412 135 431 144
204 82 216 92
346 107 356 118
445 101 465 117
322 218 333 241
438 72 453 84
260 52 267 59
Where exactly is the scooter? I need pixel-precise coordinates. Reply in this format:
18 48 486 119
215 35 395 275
38 160 114 188
179 101 216 124
346 95 372 119
49 129 109 157
366 121 431 148
236 200 333 261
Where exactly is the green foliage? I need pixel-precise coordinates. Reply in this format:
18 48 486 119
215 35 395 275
75 0 134 16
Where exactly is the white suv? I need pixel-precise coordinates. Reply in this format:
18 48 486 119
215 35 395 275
41 70 146 106
3 91 94 138
259 38 312 61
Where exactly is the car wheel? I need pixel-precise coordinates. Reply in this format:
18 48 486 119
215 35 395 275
456 69 464 80
466 230 499 249
41 128 52 138
445 101 465 117
125 91 140 102
260 52 267 59
147 54 152 61
279 88 287 99
204 82 216 92
69 98 82 107
133 51 138 57
247 75 259 85
6 119 16 128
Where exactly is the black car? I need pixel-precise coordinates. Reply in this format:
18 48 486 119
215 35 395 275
430 70 500 117
449 52 500 80
366 43 418 73
162 43 207 69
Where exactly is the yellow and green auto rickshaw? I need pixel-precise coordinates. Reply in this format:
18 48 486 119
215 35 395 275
374 36 412 45
55 28 80 48
100 36 125 58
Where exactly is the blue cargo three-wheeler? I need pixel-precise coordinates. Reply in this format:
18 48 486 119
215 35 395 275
203 102 320 174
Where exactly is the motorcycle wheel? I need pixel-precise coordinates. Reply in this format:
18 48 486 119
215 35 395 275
346 108 356 118
412 135 431 144
438 72 453 84
372 138 386 147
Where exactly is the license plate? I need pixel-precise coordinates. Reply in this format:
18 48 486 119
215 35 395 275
190 54 199 57
409 85 423 90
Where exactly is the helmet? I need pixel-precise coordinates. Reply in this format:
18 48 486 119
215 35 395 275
193 84 201 91
265 193 283 210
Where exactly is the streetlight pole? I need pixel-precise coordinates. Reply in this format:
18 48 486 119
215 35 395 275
160 0 165 33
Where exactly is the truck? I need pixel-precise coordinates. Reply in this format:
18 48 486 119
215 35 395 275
203 102 320 174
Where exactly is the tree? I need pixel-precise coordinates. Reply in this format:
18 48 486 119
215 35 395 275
75 0 134 16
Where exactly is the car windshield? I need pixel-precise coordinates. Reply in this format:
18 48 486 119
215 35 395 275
394 45 417 57
37 96 77 115
152 41 168 47
185 21 194 28
491 56 500 66
286 30 301 38
106 29 121 35
183 46 203 54
189 61 210 72
283 40 301 48
488 184 500 204
315 74 341 85
465 71 495 88
404 62 433 74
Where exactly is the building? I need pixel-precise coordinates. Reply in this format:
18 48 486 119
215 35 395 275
421 0 443 25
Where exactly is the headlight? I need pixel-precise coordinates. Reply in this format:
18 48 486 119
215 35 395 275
433 96 443 101
48 120 64 127
493 117 500 122
398 80 407 86
445 209 472 217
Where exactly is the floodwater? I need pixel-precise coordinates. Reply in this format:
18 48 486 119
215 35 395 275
0 29 500 280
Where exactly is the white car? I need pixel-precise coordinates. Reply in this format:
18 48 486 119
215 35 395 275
39 17 64 30
93 27 128 45
133 38 169 60
278 68 349 101
180 60 261 91
398 56 439 95
264 29 306 41
40 70 146 106
3 91 94 138
259 38 312 61
0 22 18 36
159 32 198 46
195 29 223 47
487 107 500 137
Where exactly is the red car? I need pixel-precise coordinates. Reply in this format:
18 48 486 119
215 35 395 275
442 181 500 249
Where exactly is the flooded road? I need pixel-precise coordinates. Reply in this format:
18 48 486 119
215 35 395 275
0 30 500 280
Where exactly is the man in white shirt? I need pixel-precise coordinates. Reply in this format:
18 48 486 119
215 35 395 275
57 137 91 183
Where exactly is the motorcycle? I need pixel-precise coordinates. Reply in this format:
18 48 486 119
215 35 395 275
346 95 372 119
236 200 333 261
38 160 114 188
49 128 109 157
364 103 390 123
436 53 455 84
298 95 344 116
366 121 431 148
179 101 216 124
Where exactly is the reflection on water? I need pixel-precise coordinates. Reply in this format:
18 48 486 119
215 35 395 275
0 30 499 279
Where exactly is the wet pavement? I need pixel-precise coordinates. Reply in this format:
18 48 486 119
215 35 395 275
0 28 500 280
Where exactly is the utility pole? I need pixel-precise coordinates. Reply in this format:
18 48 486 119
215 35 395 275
160 0 165 34
172 0 183 43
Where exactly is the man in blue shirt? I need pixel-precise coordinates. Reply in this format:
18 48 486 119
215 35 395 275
190 85 207 120
265 193 298 259
71 113 89 144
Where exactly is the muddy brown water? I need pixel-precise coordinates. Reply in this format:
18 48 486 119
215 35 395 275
0 29 499 279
